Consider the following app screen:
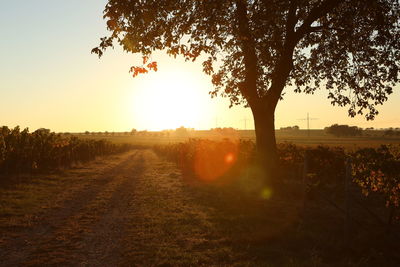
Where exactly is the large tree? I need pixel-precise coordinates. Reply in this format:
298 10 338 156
93 0 399 181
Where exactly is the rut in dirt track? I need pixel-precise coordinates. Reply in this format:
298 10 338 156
1 149 219 266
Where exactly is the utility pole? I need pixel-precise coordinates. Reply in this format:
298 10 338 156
298 113 319 137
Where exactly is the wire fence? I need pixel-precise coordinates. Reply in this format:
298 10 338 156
302 150 400 240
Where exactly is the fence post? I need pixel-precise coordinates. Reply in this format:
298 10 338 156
302 150 309 213
386 206 395 234
345 157 352 241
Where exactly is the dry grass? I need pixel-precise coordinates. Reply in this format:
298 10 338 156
0 149 399 266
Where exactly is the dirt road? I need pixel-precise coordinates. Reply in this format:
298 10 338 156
0 150 229 266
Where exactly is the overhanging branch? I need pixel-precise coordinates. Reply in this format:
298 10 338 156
296 0 346 39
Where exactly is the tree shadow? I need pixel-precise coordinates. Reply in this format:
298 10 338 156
181 169 400 266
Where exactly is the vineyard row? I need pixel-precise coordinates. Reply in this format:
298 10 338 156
0 126 133 178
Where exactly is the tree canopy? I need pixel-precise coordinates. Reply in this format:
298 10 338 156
93 0 399 120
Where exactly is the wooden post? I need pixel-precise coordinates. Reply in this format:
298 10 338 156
302 150 309 213
345 157 352 241
386 206 395 234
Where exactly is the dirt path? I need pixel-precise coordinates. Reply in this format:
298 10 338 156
0 150 225 266
2 149 399 266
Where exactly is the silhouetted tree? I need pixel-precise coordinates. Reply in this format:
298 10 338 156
325 124 362 137
93 0 400 182
212 127 238 136
175 126 189 137
280 126 300 131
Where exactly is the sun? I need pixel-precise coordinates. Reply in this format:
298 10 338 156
130 67 214 130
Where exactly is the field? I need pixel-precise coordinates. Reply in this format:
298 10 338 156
1 129 399 266
76 129 400 148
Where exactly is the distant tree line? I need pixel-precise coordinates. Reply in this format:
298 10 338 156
280 126 300 131
383 128 400 137
211 127 238 136
325 124 363 137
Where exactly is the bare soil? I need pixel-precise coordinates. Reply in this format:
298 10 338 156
0 150 230 266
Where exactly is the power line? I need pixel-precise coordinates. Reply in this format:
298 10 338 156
298 113 319 137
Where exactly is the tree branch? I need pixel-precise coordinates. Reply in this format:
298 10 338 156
296 0 346 39
235 0 260 104
286 0 298 36
263 0 345 108
308 25 347 33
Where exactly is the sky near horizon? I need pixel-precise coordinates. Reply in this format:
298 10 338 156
1 1 399 132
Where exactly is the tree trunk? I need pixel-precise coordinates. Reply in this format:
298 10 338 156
250 99 279 185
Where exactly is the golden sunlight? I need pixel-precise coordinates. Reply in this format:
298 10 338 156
131 68 214 130
193 140 238 182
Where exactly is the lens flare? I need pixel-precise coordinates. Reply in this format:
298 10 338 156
261 187 272 199
193 140 238 182
225 153 235 164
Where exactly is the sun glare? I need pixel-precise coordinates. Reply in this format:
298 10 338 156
131 68 213 130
